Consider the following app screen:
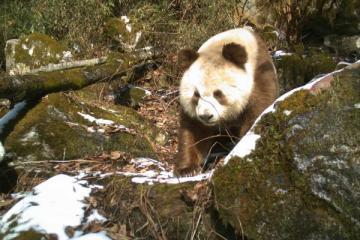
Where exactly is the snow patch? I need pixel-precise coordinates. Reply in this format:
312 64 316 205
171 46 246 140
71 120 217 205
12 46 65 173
0 142 5 162
20 127 39 142
273 50 292 58
131 157 166 171
283 110 292 116
96 157 212 185
0 174 106 240
355 103 360 109
77 112 114 125
28 46 34 56
62 51 73 61
224 132 260 164
131 172 212 185
121 15 132 32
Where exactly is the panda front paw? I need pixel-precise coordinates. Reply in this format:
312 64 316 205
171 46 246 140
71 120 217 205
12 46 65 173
174 164 201 177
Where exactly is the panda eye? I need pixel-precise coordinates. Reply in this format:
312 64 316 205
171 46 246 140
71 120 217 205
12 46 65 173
213 90 227 105
193 90 200 98
213 90 224 98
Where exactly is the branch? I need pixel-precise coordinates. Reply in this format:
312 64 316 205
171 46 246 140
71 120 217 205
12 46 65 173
26 57 108 74
0 52 157 102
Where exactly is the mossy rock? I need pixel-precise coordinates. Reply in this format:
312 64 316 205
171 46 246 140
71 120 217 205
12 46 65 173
275 50 336 93
4 92 157 162
212 65 360 239
104 17 142 50
5 32 69 75
72 82 166 145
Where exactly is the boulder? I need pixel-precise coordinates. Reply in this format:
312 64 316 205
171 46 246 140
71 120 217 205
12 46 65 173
116 84 150 108
212 62 360 239
4 91 158 163
104 16 143 51
274 49 336 93
5 33 71 75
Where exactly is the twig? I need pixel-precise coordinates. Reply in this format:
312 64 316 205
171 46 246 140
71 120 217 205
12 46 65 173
190 212 202 240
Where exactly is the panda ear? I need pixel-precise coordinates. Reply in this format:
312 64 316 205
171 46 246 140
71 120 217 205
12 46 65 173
222 42 247 69
178 49 198 70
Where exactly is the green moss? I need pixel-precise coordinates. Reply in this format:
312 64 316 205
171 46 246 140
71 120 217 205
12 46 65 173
104 18 131 41
13 33 67 69
5 92 156 162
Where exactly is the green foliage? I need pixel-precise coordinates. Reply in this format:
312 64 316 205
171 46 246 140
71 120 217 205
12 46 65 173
128 0 237 49
256 0 360 46
118 0 241 84
0 0 115 69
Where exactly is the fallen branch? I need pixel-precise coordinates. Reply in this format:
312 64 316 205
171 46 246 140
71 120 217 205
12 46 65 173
27 57 108 74
0 52 157 102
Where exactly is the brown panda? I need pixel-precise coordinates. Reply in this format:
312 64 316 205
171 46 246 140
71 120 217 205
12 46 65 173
175 28 279 176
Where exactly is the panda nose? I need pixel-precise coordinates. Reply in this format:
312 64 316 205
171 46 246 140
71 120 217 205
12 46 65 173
199 113 214 122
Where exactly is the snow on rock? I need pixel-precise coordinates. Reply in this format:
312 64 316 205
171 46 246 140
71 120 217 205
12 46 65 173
77 112 133 134
120 16 132 32
0 174 107 240
224 66 348 164
273 50 292 58
283 110 292 116
224 132 260 164
78 112 114 125
0 141 5 162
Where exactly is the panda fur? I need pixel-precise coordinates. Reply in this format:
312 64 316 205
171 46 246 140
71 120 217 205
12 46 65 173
175 28 279 176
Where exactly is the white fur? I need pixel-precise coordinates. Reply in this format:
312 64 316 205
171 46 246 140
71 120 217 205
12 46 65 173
180 28 258 125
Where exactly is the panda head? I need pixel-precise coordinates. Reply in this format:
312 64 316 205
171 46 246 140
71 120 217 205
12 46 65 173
178 42 255 126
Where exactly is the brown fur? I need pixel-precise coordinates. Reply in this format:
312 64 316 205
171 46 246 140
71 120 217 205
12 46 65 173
175 32 279 176
222 43 248 69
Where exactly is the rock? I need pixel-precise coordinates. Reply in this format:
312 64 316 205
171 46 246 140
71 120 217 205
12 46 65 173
0 174 110 240
5 32 71 75
212 62 360 239
324 34 360 56
104 16 143 51
116 84 150 108
4 91 157 163
275 50 336 94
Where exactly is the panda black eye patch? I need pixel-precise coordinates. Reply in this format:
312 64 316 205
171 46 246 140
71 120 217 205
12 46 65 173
213 90 227 105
